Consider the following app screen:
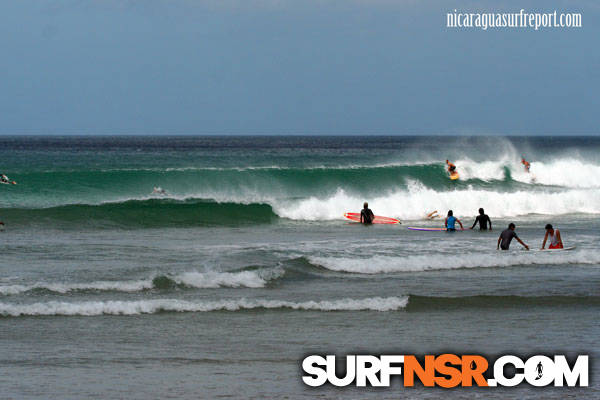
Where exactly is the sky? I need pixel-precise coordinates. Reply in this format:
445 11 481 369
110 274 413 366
0 0 598 135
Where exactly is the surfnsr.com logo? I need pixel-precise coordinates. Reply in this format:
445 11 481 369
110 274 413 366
302 354 589 387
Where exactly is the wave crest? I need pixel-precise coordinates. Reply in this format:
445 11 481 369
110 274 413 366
0 269 283 295
0 297 408 317
310 249 599 273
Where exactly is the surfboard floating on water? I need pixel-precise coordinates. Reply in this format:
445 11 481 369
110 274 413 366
343 213 401 224
535 246 577 252
407 226 462 231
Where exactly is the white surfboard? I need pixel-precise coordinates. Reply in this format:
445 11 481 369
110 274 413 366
537 246 576 252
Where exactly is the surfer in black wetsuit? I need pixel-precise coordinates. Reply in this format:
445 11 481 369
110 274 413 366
470 208 492 230
360 202 375 224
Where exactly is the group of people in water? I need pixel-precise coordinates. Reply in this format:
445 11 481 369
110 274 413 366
360 202 564 251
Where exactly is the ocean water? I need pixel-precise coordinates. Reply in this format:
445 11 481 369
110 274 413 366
0 136 598 399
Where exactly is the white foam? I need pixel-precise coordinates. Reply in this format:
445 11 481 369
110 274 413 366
274 185 600 221
0 280 153 295
515 159 600 188
0 297 408 316
452 157 511 181
448 156 600 189
0 269 283 295
172 269 282 289
310 249 600 274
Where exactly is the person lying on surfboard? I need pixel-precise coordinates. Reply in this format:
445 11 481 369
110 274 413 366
444 210 463 231
0 174 16 184
153 186 166 194
541 224 563 250
446 160 456 173
360 202 375 224
521 157 531 172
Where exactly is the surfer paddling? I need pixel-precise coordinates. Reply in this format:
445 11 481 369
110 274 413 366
541 224 563 250
0 174 16 185
444 210 464 231
152 187 167 195
360 202 375 224
497 223 529 250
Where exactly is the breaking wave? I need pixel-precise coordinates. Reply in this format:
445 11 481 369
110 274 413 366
0 269 283 295
309 249 599 273
0 296 408 316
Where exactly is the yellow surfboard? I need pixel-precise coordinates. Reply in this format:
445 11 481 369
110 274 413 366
449 171 459 180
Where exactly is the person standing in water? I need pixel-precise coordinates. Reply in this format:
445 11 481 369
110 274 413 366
445 210 463 231
470 208 492 230
360 202 375 224
541 224 563 249
497 223 529 250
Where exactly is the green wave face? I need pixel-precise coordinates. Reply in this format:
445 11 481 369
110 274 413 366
0 200 277 229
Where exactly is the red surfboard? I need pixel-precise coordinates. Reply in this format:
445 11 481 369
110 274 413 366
343 212 401 224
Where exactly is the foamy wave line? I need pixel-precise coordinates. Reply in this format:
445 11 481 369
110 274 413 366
0 280 153 295
275 185 600 221
310 250 599 274
0 297 407 316
0 269 282 296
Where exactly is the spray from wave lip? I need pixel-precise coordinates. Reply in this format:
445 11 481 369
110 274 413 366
516 159 600 188
309 249 599 273
0 269 283 295
0 296 408 316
